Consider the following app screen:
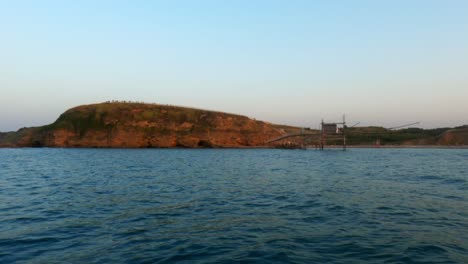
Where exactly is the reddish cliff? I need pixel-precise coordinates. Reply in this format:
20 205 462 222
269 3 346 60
437 127 468 145
0 102 288 148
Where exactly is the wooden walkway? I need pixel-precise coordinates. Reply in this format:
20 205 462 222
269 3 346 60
267 133 320 144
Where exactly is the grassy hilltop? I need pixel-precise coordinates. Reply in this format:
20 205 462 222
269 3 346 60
0 102 288 148
345 126 468 146
0 101 467 148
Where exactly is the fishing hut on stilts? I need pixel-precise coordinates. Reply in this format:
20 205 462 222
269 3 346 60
319 115 347 151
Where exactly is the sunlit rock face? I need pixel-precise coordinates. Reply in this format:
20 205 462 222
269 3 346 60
0 102 287 148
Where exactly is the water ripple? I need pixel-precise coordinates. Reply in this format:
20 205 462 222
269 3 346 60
0 148 467 263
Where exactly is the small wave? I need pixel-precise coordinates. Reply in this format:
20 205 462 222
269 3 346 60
376 206 392 210
273 195 288 201
418 175 444 181
302 216 326 223
0 237 61 247
443 195 464 201
327 205 345 211
443 178 467 185
404 244 449 259
388 211 413 216
11 216 49 223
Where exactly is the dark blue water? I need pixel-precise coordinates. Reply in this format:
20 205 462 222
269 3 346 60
0 148 467 263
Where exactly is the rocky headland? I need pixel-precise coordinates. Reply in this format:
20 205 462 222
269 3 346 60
0 102 467 148
0 102 295 148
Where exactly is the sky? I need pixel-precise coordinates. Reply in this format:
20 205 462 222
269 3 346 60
1 0 468 131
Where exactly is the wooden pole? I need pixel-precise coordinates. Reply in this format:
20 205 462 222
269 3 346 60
320 119 324 150
343 115 346 151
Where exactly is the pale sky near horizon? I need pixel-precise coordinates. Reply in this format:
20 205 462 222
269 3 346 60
1 0 468 132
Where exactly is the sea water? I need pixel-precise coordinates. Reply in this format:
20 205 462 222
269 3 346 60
0 148 467 263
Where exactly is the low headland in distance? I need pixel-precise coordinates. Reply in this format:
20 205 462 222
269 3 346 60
1 101 467 148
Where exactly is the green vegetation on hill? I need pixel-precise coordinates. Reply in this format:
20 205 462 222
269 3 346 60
43 102 252 137
270 125 468 147
0 101 467 147
345 127 430 145
0 101 285 148
343 126 467 145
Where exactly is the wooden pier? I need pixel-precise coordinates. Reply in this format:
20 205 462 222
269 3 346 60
267 115 347 150
267 117 422 150
319 115 347 151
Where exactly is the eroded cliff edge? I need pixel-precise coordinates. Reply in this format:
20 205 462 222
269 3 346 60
0 102 291 148
2 102 467 148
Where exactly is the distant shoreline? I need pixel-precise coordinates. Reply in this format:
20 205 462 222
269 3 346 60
1 145 468 150
1 102 467 148
313 145 468 149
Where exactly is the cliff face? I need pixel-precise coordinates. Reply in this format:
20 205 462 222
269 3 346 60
2 102 467 148
1 102 287 148
437 128 468 145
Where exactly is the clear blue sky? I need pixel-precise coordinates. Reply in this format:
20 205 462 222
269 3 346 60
1 0 468 131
